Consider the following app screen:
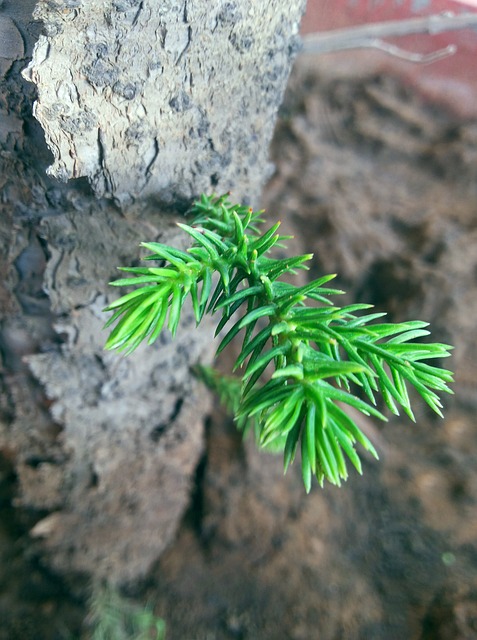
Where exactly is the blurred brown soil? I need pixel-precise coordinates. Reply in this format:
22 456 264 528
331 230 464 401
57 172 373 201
2 54 477 639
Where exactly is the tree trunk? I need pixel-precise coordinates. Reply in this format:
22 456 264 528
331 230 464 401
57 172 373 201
0 0 305 586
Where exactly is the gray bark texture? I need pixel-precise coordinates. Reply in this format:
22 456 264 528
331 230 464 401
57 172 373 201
24 0 304 206
0 0 305 585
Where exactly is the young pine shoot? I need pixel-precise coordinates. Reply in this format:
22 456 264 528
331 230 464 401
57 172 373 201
104 194 453 492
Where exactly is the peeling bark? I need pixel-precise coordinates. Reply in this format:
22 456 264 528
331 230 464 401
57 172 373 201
0 0 305 585
24 0 304 206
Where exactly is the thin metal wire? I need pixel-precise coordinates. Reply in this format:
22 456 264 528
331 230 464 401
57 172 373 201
363 40 457 64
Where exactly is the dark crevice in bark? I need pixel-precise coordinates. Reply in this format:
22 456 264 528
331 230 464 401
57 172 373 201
150 396 185 442
185 439 208 538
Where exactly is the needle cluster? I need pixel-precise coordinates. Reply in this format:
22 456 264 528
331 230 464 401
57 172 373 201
104 194 453 491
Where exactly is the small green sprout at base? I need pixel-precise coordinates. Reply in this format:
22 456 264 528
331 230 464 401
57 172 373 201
104 194 453 492
87 583 166 640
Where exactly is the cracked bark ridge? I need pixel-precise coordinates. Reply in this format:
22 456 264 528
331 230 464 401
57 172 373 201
0 186 215 584
0 1 213 584
24 0 305 206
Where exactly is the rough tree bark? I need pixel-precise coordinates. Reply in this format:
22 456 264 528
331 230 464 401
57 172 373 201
0 0 306 586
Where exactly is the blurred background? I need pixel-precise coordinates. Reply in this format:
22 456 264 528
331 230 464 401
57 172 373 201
2 2 477 638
